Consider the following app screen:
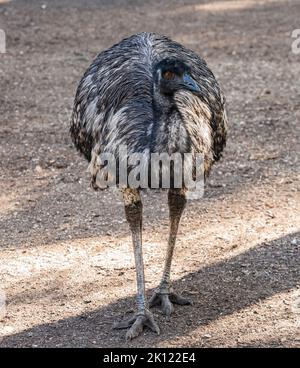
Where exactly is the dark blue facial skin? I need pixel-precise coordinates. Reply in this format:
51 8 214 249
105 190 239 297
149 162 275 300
182 73 200 93
155 58 201 96
157 69 200 96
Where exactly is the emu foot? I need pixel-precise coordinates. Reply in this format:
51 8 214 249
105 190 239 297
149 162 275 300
113 309 160 341
149 288 192 318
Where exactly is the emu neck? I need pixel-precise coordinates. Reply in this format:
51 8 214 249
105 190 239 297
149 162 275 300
152 86 176 122
151 86 188 154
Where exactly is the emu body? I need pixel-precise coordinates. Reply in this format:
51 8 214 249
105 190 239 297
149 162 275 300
70 32 228 340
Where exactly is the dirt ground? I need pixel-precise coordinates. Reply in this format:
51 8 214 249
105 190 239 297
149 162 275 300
0 0 299 348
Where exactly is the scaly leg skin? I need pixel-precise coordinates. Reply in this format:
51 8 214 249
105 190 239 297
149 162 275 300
149 188 191 318
113 189 160 340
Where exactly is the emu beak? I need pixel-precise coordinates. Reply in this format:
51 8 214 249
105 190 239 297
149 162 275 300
183 73 200 92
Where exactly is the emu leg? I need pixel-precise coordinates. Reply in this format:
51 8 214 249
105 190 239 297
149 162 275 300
149 188 191 318
113 188 160 340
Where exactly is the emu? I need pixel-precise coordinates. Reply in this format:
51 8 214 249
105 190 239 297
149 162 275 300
70 32 228 340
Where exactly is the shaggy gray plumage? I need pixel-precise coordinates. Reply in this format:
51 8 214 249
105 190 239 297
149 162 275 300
70 32 227 182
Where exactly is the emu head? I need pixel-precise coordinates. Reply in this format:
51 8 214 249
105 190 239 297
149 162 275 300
154 58 200 96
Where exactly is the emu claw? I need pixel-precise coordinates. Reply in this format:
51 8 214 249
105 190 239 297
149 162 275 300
113 309 160 341
149 289 191 318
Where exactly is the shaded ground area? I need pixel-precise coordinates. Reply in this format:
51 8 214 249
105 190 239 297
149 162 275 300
0 0 299 347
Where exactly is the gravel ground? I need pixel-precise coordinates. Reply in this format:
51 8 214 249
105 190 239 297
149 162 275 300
0 0 299 347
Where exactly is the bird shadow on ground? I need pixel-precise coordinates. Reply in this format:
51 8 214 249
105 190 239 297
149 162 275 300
1 231 299 347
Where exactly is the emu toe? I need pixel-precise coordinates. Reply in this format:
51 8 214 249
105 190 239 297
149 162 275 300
149 289 192 319
113 309 160 341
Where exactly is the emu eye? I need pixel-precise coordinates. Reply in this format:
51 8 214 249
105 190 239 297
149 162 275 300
163 71 176 80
